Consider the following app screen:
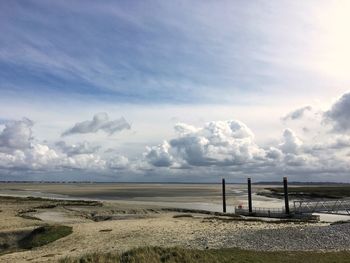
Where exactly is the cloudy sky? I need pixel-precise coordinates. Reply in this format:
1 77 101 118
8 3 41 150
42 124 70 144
1 0 350 182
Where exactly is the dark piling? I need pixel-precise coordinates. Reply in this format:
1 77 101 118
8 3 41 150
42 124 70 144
222 178 226 213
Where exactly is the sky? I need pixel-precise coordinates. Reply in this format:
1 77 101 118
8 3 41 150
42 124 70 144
1 0 350 182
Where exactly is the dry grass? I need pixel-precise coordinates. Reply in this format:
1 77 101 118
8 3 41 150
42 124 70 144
60 247 350 263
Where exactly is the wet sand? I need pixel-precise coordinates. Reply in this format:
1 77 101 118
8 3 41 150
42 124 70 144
0 183 284 207
1 182 348 221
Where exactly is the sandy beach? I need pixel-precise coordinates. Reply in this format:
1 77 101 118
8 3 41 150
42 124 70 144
0 183 349 262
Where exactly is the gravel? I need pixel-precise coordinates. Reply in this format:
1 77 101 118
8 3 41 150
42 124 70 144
217 223 350 251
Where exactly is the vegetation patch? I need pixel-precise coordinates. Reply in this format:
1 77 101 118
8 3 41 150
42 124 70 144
18 214 42 221
0 225 72 255
60 247 350 263
18 225 72 249
258 186 350 199
99 229 113 232
173 214 193 218
330 220 350 225
162 208 240 218
0 195 102 206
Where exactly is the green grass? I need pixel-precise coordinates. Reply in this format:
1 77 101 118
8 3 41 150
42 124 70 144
60 247 350 263
18 225 72 249
261 186 350 199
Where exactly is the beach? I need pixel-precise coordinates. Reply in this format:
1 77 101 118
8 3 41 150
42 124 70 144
0 183 349 262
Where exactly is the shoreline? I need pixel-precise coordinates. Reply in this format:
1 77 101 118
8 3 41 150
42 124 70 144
0 186 349 223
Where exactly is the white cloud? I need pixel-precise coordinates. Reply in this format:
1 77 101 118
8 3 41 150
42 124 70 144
62 113 130 136
282 106 312 121
66 154 106 171
2 90 350 182
0 118 129 174
0 118 34 151
174 123 199 135
279 129 303 154
324 92 350 132
142 119 350 181
265 147 283 160
144 141 174 167
146 120 265 167
0 144 62 171
55 141 100 156
107 155 129 170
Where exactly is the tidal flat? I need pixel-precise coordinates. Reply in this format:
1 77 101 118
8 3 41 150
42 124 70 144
0 183 349 262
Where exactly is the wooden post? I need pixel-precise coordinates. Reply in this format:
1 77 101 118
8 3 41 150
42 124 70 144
222 178 226 213
248 178 252 213
283 177 290 214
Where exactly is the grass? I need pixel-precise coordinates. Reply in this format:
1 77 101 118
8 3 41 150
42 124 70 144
0 195 102 206
0 225 73 255
18 225 72 249
259 186 350 199
60 247 350 263
173 214 194 218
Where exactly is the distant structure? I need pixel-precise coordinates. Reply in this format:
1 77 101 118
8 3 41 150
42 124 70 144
235 177 350 219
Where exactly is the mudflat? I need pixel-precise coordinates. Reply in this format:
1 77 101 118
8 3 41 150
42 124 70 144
0 183 226 201
0 194 349 263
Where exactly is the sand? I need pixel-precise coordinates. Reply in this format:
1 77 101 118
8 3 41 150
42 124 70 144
0 183 349 262
0 195 331 263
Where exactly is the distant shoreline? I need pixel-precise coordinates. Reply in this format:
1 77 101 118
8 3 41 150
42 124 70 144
257 186 350 199
0 181 349 185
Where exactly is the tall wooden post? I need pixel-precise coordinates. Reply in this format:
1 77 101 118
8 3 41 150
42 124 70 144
222 178 226 213
283 177 290 214
248 177 252 213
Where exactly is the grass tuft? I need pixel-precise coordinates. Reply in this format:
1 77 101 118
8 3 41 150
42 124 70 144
18 225 72 249
173 214 193 218
60 247 350 263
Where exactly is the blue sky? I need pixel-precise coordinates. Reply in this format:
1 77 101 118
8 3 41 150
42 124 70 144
3 0 348 103
1 1 350 182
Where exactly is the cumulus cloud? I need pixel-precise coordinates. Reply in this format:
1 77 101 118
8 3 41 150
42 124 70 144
309 135 350 152
145 120 265 167
3 95 350 181
324 92 350 132
0 118 34 151
265 147 283 160
0 117 129 174
55 141 100 156
107 155 129 170
282 106 312 121
62 113 130 136
144 141 174 167
142 120 346 179
0 143 62 171
279 129 303 154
